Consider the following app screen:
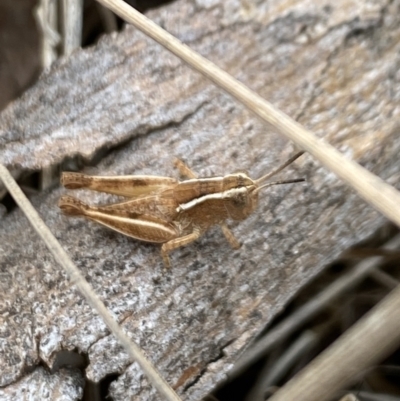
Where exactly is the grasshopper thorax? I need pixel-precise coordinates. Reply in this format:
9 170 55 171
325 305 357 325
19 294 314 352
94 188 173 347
222 173 255 191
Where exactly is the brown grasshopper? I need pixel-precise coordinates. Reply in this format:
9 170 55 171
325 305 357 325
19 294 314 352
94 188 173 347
58 152 305 267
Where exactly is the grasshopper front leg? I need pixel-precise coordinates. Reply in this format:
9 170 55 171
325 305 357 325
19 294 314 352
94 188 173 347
221 224 241 249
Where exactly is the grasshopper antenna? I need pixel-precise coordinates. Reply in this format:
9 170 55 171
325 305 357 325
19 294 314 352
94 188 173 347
255 151 305 185
254 178 305 194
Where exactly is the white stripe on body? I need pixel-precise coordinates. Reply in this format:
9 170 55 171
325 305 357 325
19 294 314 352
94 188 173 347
176 187 247 212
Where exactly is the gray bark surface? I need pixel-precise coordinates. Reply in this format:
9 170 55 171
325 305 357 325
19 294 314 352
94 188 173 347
0 367 84 401
0 0 399 399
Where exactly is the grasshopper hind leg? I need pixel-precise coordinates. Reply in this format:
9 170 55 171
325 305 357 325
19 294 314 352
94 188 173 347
59 195 179 245
60 171 178 198
59 195 88 216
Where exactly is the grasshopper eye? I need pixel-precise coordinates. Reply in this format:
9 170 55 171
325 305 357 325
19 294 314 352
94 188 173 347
231 191 247 207
224 187 257 220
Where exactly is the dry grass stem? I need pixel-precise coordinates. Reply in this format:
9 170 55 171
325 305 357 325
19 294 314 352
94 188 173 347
354 391 400 401
34 0 59 68
62 0 83 55
368 269 399 289
0 163 182 401
339 395 360 401
245 330 317 401
228 234 400 379
267 275 400 401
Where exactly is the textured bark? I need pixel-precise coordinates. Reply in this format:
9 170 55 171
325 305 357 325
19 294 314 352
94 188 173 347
0 367 84 401
1 0 400 400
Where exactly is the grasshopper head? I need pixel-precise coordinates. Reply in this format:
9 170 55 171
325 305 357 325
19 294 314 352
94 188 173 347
224 185 259 220
222 173 258 220
223 152 305 220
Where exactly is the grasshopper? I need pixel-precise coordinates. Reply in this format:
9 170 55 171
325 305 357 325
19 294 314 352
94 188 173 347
58 152 305 267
